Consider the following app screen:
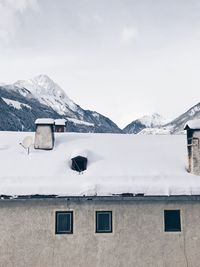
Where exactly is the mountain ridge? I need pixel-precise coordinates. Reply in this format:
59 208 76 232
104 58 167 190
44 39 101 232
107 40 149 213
0 74 200 134
0 75 122 133
123 113 169 134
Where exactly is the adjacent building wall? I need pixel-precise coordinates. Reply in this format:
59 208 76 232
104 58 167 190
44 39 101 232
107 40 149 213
0 198 199 267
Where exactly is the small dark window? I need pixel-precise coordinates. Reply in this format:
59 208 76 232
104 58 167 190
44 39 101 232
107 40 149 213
164 210 181 232
71 156 87 172
96 211 112 233
56 211 73 234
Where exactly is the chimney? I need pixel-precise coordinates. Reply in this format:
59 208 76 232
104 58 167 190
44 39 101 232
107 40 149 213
34 118 55 150
184 119 200 175
55 119 66 133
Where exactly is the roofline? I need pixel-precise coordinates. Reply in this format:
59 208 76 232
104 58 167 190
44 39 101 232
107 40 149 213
2 195 200 202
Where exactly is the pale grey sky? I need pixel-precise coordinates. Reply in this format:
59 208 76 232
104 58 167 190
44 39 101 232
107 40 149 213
1 0 200 127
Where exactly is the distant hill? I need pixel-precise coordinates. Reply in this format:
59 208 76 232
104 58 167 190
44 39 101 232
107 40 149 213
123 113 169 134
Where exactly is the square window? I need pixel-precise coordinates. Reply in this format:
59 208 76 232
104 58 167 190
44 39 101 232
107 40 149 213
96 211 112 233
56 211 73 234
164 210 181 232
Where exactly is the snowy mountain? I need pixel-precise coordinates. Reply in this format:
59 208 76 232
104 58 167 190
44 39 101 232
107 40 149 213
123 113 169 134
0 75 122 133
164 102 200 134
1 74 200 134
124 103 200 135
14 75 80 118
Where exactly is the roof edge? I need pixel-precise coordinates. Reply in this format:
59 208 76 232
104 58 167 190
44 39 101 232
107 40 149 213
2 194 200 202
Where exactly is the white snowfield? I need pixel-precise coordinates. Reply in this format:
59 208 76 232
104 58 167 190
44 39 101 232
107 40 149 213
67 117 94 127
0 132 199 197
2 98 31 110
138 113 169 127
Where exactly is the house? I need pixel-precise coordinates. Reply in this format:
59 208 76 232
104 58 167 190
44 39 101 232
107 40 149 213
0 121 200 266
55 119 66 133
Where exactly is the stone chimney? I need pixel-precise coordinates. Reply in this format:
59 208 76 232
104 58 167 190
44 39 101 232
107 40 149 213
55 119 66 133
184 119 200 175
34 118 55 150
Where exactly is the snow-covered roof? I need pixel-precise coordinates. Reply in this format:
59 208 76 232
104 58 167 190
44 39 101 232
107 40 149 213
35 118 55 125
55 119 66 126
0 132 200 197
71 149 88 159
184 119 200 130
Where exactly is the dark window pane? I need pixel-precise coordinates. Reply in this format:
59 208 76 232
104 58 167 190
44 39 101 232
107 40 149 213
56 211 73 234
96 211 112 233
164 210 181 232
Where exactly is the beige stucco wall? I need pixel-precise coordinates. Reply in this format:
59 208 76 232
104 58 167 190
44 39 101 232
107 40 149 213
0 198 199 267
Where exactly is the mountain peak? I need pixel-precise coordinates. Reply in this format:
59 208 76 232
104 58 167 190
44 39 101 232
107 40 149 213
32 74 54 87
123 113 169 134
14 74 78 115
139 113 168 127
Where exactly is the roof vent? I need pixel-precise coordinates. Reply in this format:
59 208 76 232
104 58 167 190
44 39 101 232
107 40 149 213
34 118 55 150
71 150 88 172
71 156 88 172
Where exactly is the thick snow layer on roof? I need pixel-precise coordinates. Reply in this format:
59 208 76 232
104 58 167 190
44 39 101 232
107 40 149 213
71 149 88 159
0 132 199 197
185 119 200 130
35 118 54 125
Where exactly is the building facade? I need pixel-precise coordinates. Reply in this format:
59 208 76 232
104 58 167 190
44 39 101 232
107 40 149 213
0 196 200 267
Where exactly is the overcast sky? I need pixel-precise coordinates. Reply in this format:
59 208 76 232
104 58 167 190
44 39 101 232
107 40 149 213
1 0 200 127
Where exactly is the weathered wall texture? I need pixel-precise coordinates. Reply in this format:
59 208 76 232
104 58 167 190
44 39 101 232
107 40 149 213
0 199 199 267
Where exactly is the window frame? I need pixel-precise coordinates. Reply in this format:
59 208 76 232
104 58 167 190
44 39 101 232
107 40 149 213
55 211 73 235
96 211 112 233
164 210 181 232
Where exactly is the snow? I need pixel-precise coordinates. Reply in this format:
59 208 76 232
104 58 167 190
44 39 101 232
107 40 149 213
67 118 94 127
139 126 173 135
184 119 200 130
55 119 66 126
139 113 169 127
35 118 54 125
14 75 79 115
0 132 199 197
71 149 88 159
2 98 31 110
92 112 100 119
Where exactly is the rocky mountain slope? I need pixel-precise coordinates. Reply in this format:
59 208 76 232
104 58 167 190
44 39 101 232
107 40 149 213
165 102 200 134
0 75 122 133
136 103 200 135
